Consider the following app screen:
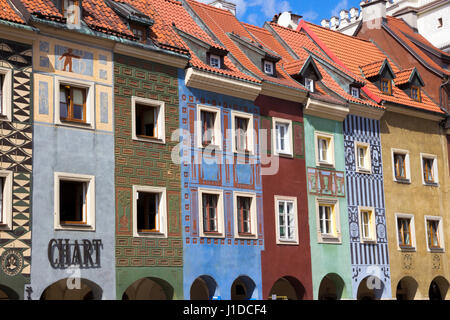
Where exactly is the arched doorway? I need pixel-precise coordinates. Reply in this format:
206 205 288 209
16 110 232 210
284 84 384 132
122 277 173 300
40 278 102 300
231 276 257 300
268 276 305 300
429 276 449 300
357 276 384 300
318 274 345 300
396 276 418 300
190 275 218 300
0 285 19 300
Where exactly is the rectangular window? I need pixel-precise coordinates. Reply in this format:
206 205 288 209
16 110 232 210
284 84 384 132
137 192 159 233
315 132 335 167
132 97 165 143
0 74 3 114
426 219 440 249
278 200 295 241
131 24 147 43
359 207 376 242
0 171 12 230
197 105 221 149
276 123 288 153
264 61 274 75
316 199 341 243
421 154 438 185
235 117 248 152
135 104 157 138
351 86 360 98
60 84 86 123
201 111 216 146
397 218 412 247
0 67 12 121
305 78 314 92
209 54 221 68
381 78 391 94
319 205 333 235
394 153 406 179
423 158 434 183
355 142 371 173
203 193 218 233
318 138 329 162
411 86 421 102
237 196 251 234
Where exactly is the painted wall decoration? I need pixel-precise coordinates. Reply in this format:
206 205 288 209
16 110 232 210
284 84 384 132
307 167 345 197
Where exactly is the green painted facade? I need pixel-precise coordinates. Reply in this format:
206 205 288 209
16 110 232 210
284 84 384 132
303 114 352 299
114 54 183 299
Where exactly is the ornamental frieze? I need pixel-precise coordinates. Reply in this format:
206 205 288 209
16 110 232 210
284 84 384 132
307 167 345 197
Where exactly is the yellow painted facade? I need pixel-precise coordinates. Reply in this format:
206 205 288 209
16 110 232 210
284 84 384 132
381 109 450 299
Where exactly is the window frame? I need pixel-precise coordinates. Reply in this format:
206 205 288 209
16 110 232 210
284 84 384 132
196 104 222 150
54 77 95 129
355 141 371 173
233 191 258 239
424 216 444 252
350 86 360 98
391 148 411 183
410 85 421 102
395 213 416 251
132 185 167 238
305 77 314 92
0 67 12 121
358 206 376 243
315 131 335 168
0 170 13 231
420 153 438 186
54 172 95 231
231 110 254 155
316 198 341 244
274 196 299 245
380 78 392 95
198 188 225 238
131 96 166 144
263 60 274 75
272 117 293 157
209 54 221 69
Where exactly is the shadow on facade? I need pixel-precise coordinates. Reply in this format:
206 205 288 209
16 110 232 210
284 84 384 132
231 276 257 300
268 276 306 300
318 273 345 300
122 277 173 300
40 278 103 300
428 276 449 300
396 276 418 300
190 275 219 300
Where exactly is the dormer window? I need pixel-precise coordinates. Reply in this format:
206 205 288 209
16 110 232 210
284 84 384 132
209 54 221 68
411 85 421 102
130 24 148 43
264 61 274 75
305 78 314 92
381 78 392 95
350 86 360 98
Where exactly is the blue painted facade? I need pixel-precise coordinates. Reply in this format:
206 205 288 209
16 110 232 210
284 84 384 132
178 70 264 300
343 114 392 299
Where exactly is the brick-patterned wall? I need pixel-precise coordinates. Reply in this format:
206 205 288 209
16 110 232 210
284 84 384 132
114 54 182 268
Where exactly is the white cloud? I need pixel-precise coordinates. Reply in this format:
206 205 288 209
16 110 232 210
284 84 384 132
331 0 349 17
301 10 318 21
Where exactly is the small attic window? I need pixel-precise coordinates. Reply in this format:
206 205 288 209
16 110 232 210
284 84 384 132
411 85 421 102
131 24 148 43
350 86 360 98
305 78 314 92
209 54 221 68
381 78 392 95
263 60 274 76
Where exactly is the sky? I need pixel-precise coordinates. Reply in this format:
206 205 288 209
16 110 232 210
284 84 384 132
200 0 364 27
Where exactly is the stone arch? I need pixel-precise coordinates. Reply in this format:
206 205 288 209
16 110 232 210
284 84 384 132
0 284 19 300
40 278 103 300
231 275 257 300
190 275 219 300
428 276 449 300
396 276 418 300
268 276 306 300
357 275 385 300
318 273 345 300
122 277 174 300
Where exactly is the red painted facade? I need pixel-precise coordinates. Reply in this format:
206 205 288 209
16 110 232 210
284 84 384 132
256 95 313 300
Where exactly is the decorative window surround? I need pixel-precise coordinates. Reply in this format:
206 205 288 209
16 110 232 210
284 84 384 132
315 131 335 168
274 196 299 245
420 153 438 186
395 213 416 251
272 117 293 157
316 198 341 244
54 172 95 231
355 141 371 173
132 185 167 238
391 148 411 183
0 66 12 121
54 76 95 129
233 191 257 239
424 215 444 252
0 170 13 231
231 110 254 155
359 206 376 243
196 104 222 150
198 188 225 238
131 96 166 144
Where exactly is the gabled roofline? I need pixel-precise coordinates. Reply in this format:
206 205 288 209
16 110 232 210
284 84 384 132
227 31 281 62
262 22 300 60
298 55 322 80
175 26 228 55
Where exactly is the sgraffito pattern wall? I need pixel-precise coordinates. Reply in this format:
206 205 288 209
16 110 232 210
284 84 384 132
343 114 392 299
0 38 32 299
114 54 183 297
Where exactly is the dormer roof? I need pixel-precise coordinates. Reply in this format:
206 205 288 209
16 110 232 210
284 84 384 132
360 59 395 79
394 67 424 87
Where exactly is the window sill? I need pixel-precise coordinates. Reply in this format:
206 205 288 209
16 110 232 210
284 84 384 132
201 232 225 239
233 150 254 156
275 151 293 159
394 178 411 184
276 239 299 245
399 246 416 252
317 161 335 168
319 234 341 244
133 136 165 144
423 182 438 187
135 231 167 238
356 168 372 174
428 247 444 253
56 120 94 131
55 224 95 232
236 233 257 240
361 238 377 244
198 145 222 152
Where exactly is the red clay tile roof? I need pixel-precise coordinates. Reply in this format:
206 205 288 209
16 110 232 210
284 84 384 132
385 16 450 76
360 59 386 78
186 0 305 90
19 0 63 19
0 0 26 24
297 20 443 114
394 68 415 86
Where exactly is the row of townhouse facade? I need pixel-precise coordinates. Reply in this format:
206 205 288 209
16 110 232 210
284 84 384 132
0 0 447 300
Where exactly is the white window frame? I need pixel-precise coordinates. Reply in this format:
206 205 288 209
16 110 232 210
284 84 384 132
131 96 166 144
209 54 221 68
231 110 254 154
305 77 314 92
391 148 411 183
395 213 416 251
0 66 12 121
315 131 335 167
54 172 95 231
196 104 222 149
274 196 299 245
351 86 360 98
355 141 371 173
54 76 95 129
272 117 293 157
424 215 445 252
198 188 225 238
132 185 167 238
233 191 257 239
316 198 341 243
0 170 13 231
420 153 438 186
264 60 274 75
358 206 376 243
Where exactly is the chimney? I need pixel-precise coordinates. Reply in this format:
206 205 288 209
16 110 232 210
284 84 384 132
393 8 418 29
209 0 236 16
321 19 330 28
349 7 359 22
361 0 387 29
330 16 339 30
339 10 350 28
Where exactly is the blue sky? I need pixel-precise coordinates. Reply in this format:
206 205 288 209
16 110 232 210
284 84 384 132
201 0 364 26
